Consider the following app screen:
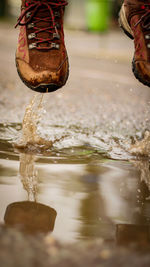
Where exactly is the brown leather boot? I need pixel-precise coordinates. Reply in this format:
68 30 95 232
15 0 69 93
119 1 150 87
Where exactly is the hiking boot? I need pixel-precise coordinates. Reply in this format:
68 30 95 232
119 0 150 87
15 0 69 93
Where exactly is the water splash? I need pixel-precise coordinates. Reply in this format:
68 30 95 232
22 94 43 144
130 131 150 157
16 94 52 201
15 94 52 152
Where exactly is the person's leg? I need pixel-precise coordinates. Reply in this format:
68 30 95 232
15 0 69 93
119 0 150 87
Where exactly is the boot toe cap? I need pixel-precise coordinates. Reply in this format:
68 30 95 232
16 58 69 92
133 60 150 86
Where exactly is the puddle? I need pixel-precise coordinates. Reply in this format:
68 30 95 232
0 93 150 245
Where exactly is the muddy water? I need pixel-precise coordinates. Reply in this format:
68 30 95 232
0 94 150 245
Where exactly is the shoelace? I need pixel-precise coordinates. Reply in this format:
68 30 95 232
133 4 150 48
15 0 68 50
134 4 150 29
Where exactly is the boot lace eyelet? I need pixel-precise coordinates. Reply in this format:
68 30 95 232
15 0 68 50
28 33 36 39
54 11 60 18
26 12 31 18
53 33 60 39
51 43 60 49
56 22 61 29
27 23 35 29
145 34 150 39
29 43 37 49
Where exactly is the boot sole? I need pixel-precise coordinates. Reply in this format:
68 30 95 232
119 5 150 87
16 59 69 93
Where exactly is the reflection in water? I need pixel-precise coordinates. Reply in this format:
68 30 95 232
4 151 150 243
116 224 150 247
133 159 150 193
3 151 57 235
79 165 112 241
1 94 150 244
3 94 58 235
116 159 150 247
4 201 57 235
78 160 150 246
19 153 37 202
132 159 150 226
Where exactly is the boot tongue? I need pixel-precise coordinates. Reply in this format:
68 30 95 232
34 4 57 48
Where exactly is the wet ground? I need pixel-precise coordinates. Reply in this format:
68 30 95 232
0 22 150 265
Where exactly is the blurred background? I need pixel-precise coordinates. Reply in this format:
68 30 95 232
0 0 122 31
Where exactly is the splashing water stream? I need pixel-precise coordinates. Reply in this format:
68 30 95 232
15 93 150 243
16 94 52 150
0 91 149 242
21 94 44 145
16 94 53 203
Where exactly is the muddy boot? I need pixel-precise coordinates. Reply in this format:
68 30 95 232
119 1 150 87
15 0 69 93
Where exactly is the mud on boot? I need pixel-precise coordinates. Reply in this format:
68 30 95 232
15 0 69 93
